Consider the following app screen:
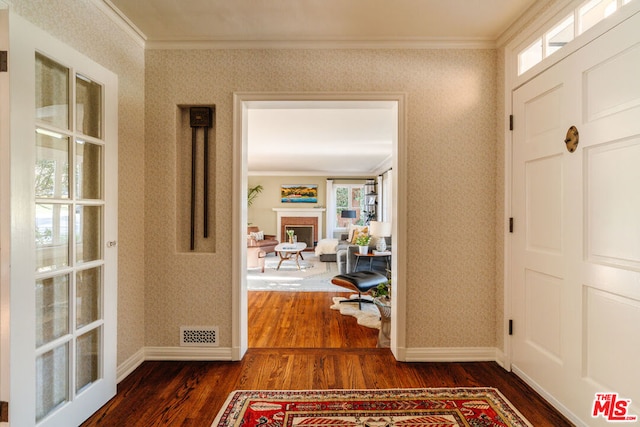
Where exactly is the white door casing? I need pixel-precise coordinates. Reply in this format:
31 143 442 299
511 10 640 426
9 12 117 426
233 93 407 361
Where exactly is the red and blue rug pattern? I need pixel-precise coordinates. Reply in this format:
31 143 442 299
212 387 533 426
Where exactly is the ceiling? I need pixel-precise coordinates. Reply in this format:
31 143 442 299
247 101 396 176
105 0 537 175
106 0 537 47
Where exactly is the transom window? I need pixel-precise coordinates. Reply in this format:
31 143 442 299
518 0 635 75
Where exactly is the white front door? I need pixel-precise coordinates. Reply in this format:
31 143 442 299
8 13 118 426
511 10 640 425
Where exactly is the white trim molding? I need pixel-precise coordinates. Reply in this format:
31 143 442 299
144 346 235 361
234 92 408 363
404 347 500 363
116 348 145 384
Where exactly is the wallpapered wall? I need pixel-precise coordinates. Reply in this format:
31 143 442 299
10 0 146 365
145 48 498 349
8 0 561 368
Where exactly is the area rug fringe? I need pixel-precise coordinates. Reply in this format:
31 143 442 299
212 387 534 427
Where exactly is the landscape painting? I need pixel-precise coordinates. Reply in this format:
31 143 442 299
281 184 318 203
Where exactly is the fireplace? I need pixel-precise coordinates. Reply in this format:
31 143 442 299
280 217 317 250
284 225 314 248
273 208 326 250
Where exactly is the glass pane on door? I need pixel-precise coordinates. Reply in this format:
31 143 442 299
36 130 69 198
76 74 102 138
36 275 69 347
76 328 100 392
75 205 102 264
36 344 69 423
36 53 69 129
76 267 101 328
75 140 102 200
36 203 70 272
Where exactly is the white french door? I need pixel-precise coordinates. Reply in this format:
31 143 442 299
511 10 640 425
9 13 117 426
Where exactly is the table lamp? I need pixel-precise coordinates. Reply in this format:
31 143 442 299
369 221 391 252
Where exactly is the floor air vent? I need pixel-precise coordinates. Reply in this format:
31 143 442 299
180 326 219 346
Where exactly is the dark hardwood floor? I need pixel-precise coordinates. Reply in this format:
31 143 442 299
83 291 573 426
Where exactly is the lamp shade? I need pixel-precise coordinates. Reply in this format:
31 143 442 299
369 221 391 237
341 209 357 219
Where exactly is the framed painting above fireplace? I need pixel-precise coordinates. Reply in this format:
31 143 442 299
281 184 318 203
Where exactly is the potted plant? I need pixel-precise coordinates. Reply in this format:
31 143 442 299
372 276 391 302
354 234 370 254
247 184 263 207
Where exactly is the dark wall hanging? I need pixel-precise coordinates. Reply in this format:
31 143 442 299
189 107 213 250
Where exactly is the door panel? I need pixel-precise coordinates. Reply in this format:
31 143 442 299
584 43 640 122
10 13 117 426
512 59 574 400
586 138 640 268
512 10 640 425
585 287 640 398
525 154 563 254
524 269 562 362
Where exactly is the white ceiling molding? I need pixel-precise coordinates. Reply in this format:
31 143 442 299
92 0 147 48
103 0 539 50
145 38 497 51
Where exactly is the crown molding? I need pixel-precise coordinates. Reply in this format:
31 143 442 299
496 0 562 48
92 0 146 49
145 37 496 50
92 0 499 51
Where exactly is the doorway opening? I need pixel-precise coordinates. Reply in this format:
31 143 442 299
233 93 406 359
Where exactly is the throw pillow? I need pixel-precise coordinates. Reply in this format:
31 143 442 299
348 224 369 242
347 223 358 242
249 231 264 241
350 227 369 244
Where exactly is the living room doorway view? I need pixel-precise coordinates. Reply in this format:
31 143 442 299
240 96 399 351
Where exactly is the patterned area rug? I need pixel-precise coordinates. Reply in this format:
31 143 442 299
212 388 533 426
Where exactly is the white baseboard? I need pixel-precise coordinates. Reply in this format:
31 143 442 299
403 346 499 362
117 346 502 382
511 365 586 426
144 346 234 361
117 346 234 384
494 348 506 368
117 348 145 383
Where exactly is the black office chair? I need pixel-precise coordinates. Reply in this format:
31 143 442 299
331 271 388 310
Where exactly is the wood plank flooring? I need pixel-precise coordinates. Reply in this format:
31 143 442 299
248 291 378 348
83 291 573 426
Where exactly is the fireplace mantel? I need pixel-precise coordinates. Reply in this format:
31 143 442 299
273 208 325 243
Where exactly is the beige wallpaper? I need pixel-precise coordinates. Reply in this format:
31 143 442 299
11 0 147 365
10 0 560 361
145 48 498 348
